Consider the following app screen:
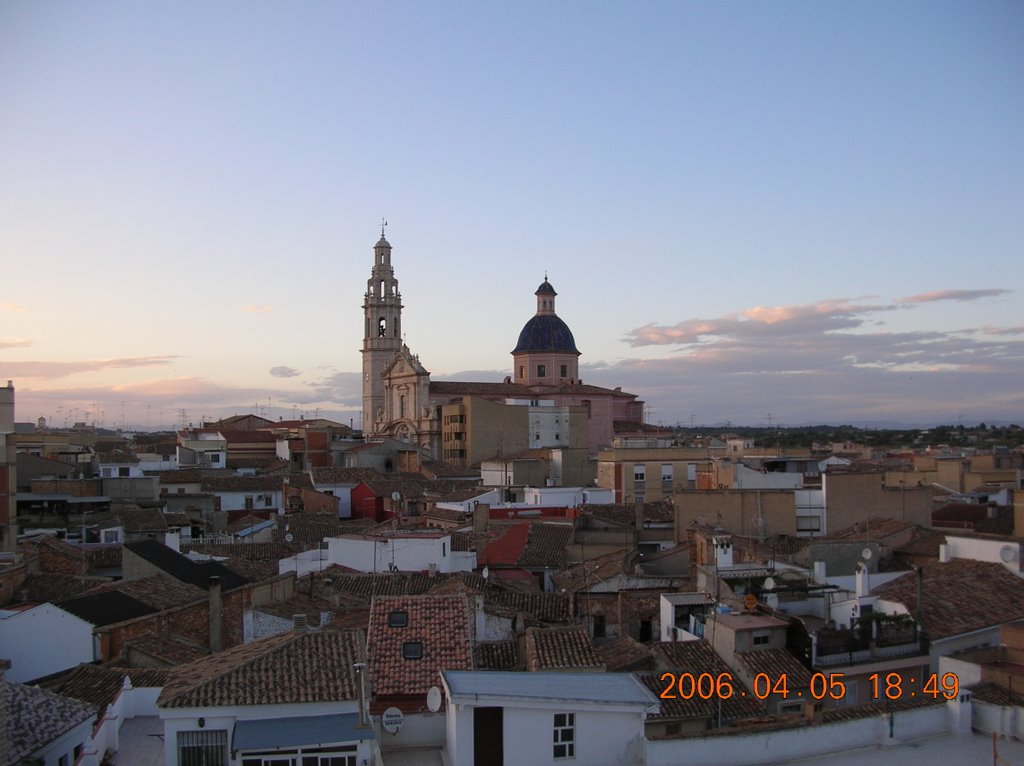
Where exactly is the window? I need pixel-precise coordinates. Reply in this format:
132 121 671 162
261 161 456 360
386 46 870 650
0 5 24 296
388 610 408 627
519 365 524 379
537 364 546 377
378 317 387 337
633 465 645 483
210 453 221 464
661 464 673 483
560 364 567 377
118 466 130 477
245 496 254 510
752 631 770 646
403 641 423 659
553 712 575 758
796 516 821 532
593 614 606 638
178 729 228 766
102 467 112 477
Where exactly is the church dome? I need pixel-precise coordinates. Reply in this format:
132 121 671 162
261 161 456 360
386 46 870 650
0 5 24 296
513 314 580 355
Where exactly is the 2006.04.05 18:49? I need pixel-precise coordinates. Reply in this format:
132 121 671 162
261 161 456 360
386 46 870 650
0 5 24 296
658 671 960 702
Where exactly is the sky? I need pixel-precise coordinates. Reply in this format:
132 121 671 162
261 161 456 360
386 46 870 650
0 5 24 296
1 1 1022 431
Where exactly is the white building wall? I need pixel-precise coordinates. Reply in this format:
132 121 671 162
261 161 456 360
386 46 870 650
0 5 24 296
215 490 282 512
160 700 363 766
445 703 646 766
322 534 475 574
945 534 1023 574
0 604 94 682
645 704 949 766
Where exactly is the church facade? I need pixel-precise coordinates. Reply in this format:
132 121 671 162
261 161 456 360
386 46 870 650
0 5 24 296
360 232 647 463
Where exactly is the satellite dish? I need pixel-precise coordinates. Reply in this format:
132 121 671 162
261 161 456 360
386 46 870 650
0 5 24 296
1000 545 1018 563
285 533 294 543
763 577 776 591
862 548 873 560
426 685 442 712
391 491 402 502
382 706 404 735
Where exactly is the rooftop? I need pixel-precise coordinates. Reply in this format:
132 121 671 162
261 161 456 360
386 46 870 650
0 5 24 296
158 628 362 708
443 670 657 707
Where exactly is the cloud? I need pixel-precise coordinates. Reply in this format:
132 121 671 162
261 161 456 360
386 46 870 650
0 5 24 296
982 326 1024 336
241 305 274 314
305 371 362 408
625 298 895 347
0 355 179 380
898 289 1010 304
0 303 25 312
0 338 31 349
612 293 1024 424
270 366 300 378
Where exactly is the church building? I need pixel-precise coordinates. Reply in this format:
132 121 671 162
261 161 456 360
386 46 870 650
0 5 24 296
360 231 649 465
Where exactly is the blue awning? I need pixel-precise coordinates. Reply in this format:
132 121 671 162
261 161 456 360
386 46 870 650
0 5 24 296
232 713 373 752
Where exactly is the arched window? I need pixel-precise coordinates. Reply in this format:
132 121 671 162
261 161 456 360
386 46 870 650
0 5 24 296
400 394 406 419
378 317 387 337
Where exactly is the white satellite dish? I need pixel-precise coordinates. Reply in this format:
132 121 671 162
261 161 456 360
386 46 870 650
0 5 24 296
284 533 294 543
391 491 402 502
763 577 776 591
426 685 442 712
862 548 873 560
382 706 404 735
1000 545 1018 563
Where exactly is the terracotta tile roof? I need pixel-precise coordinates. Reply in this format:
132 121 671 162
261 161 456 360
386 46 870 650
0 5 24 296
311 466 384 485
52 664 171 711
330 572 442 601
114 506 169 533
551 549 635 593
450 530 476 552
163 511 191 527
226 456 280 470
98 448 139 464
820 695 942 723
90 574 207 611
493 590 574 624
123 634 208 665
182 541 303 561
894 529 946 558
10 573 111 604
734 649 813 695
872 559 1024 639
647 641 763 721
477 524 530 567
2 680 97 763
367 595 472 697
216 555 284 583
524 626 604 671
275 513 364 544
967 680 1024 706
821 517 919 542
517 523 573 569
158 628 363 708
154 468 234 484
594 637 654 672
474 640 520 670
423 507 468 523
200 475 282 492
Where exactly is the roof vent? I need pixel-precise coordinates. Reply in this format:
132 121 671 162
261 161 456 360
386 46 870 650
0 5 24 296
293 613 308 632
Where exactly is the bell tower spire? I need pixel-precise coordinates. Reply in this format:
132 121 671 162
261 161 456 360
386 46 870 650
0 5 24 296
361 227 403 435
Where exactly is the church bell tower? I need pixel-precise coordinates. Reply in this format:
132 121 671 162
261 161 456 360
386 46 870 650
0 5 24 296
361 227 403 435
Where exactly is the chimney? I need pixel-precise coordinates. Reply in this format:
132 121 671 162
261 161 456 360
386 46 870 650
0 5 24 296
208 576 222 653
428 562 437 578
812 560 826 584
473 503 489 534
855 562 869 597
938 543 950 563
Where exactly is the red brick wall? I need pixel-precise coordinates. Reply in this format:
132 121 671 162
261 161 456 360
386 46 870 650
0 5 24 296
30 478 102 497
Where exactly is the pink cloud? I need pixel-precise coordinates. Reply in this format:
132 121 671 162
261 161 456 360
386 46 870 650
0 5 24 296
0 338 31 349
0 303 26 312
241 305 274 314
0 355 179 380
898 289 1009 304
